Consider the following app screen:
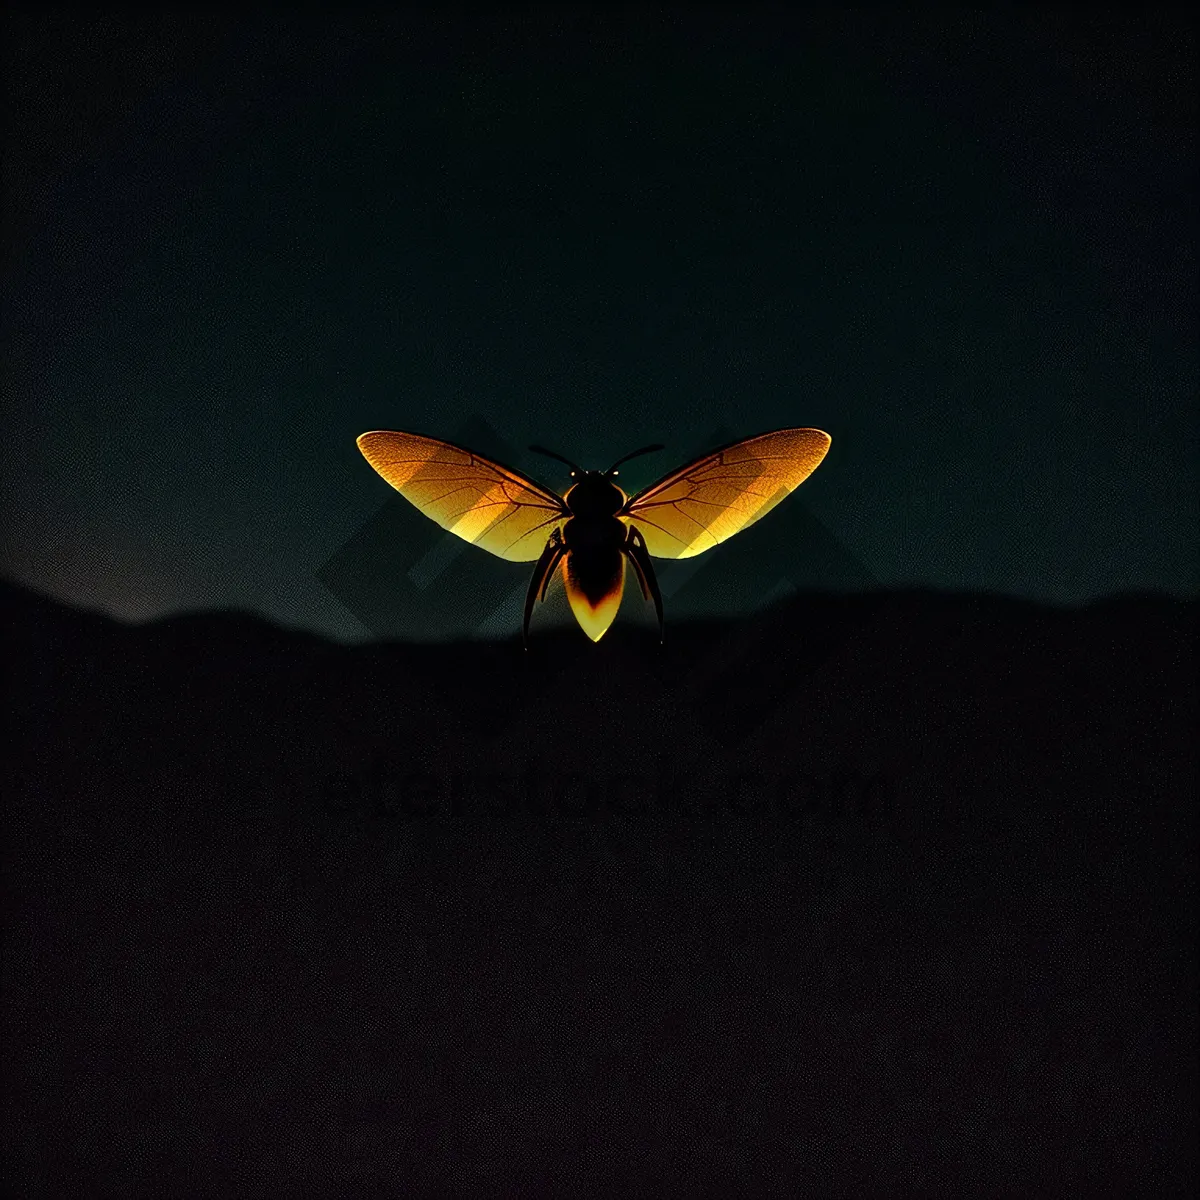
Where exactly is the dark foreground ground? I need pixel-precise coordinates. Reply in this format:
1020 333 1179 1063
3 578 1197 1196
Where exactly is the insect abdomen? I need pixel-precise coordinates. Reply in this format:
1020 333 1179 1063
561 516 627 641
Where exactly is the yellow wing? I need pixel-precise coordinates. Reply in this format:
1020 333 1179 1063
619 428 831 559
356 430 568 562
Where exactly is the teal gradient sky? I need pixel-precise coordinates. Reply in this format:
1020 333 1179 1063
2 11 1196 641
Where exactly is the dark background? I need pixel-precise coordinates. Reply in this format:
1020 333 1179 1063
2 9 1196 639
3 9 1198 1197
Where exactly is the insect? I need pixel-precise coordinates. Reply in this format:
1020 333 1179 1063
356 427 831 647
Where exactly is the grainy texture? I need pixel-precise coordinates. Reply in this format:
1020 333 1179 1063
3 580 1196 1195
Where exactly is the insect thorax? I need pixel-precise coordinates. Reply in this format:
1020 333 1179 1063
564 473 625 517
564 512 625 554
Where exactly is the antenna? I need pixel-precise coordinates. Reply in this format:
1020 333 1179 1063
529 444 585 477
605 443 665 476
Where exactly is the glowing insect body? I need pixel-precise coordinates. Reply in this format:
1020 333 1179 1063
356 427 831 646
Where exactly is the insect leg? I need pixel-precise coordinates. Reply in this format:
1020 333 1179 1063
624 524 664 644
538 546 561 602
524 530 566 650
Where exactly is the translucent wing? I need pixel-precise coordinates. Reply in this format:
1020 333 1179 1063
357 430 569 562
620 428 831 559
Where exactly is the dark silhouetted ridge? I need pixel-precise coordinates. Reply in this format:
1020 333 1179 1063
3 576 1197 1196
